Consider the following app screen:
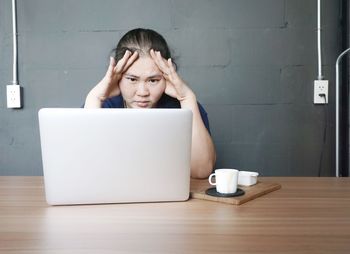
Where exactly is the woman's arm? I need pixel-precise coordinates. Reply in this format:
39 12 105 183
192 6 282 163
180 93 216 179
150 49 216 178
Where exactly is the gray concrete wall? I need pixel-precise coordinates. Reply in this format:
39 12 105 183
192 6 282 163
0 0 342 176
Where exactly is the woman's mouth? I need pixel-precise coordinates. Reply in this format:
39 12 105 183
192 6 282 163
135 101 150 108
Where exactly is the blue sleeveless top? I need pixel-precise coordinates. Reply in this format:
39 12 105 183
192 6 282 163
102 94 211 133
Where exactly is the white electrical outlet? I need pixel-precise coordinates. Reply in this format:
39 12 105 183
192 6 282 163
7 85 22 108
314 80 328 104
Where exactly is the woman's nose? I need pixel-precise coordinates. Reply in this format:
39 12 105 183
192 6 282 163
136 82 150 96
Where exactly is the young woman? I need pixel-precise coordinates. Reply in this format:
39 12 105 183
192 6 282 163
84 28 216 179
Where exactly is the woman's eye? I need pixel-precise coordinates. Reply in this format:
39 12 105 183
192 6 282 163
127 77 137 83
149 79 159 84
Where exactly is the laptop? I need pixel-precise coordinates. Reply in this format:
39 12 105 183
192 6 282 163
38 108 192 205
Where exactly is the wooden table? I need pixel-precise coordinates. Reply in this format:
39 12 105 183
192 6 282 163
0 177 349 254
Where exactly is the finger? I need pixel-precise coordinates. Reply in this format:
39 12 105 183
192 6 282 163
150 49 158 61
150 49 169 74
165 58 185 88
122 51 139 72
150 49 162 70
165 58 180 83
115 50 131 73
106 57 116 76
155 51 170 73
167 58 176 75
110 56 116 66
149 48 156 58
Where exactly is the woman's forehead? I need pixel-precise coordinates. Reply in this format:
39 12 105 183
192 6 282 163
126 56 161 77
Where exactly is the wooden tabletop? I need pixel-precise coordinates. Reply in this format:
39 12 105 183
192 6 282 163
0 176 349 254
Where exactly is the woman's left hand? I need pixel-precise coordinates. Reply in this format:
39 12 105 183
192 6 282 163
150 49 195 102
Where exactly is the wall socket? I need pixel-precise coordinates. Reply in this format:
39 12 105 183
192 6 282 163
7 85 22 108
314 80 328 104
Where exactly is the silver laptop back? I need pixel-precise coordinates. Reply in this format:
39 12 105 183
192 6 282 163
38 108 192 205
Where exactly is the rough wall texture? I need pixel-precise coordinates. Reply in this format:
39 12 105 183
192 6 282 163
0 0 342 175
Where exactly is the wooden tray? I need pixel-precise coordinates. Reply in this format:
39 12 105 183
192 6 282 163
190 181 281 205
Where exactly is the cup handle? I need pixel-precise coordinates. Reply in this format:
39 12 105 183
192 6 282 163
208 173 216 185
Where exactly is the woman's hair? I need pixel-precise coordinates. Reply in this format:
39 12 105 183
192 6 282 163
112 28 177 69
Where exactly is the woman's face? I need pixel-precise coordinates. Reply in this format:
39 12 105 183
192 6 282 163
119 56 166 108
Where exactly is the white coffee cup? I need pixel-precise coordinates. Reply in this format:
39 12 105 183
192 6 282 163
208 169 239 194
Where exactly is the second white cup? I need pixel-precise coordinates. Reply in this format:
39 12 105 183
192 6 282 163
208 169 239 194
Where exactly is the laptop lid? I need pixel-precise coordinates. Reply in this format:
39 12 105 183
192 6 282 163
38 108 192 205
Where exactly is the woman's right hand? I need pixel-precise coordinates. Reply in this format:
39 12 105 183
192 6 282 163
85 50 138 108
